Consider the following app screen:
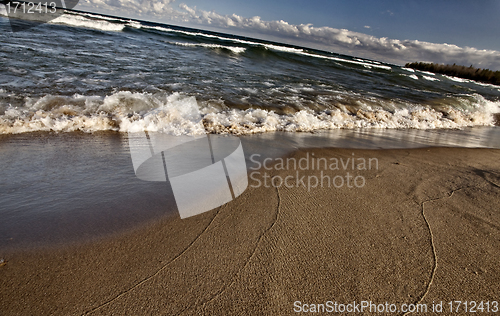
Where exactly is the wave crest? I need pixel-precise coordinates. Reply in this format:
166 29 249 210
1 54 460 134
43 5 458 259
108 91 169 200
50 13 125 31
168 42 246 54
0 91 498 135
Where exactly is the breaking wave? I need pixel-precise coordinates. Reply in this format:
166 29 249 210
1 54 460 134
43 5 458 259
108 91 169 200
50 13 126 31
0 91 498 135
168 42 246 54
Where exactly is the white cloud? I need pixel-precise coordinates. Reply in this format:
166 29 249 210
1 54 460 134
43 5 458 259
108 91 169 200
364 25 371 29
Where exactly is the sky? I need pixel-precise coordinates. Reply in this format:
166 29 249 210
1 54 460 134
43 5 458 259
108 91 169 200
74 0 500 69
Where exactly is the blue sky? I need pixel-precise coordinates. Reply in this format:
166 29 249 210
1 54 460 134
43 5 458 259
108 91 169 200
73 0 500 69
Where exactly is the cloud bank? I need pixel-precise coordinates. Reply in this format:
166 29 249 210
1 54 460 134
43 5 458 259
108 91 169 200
76 0 500 69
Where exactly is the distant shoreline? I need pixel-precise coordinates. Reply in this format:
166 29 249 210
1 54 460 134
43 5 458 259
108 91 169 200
406 62 500 85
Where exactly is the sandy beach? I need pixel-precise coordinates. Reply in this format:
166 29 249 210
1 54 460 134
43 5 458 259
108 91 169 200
1 146 499 315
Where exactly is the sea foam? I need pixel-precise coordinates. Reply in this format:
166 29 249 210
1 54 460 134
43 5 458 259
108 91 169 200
169 42 246 54
50 14 125 31
1 91 498 135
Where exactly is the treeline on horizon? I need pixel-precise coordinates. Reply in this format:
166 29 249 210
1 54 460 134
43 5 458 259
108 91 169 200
405 62 500 85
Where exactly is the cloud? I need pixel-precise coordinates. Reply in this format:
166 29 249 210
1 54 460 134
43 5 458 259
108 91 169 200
364 25 371 29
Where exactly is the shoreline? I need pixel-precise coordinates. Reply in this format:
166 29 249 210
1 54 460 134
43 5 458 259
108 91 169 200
1 146 499 315
2 127 499 249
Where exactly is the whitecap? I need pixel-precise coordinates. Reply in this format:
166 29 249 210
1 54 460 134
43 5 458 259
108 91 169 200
1 92 497 135
50 14 124 32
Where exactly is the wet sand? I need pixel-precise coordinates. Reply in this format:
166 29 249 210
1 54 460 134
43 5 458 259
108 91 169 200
1 147 499 315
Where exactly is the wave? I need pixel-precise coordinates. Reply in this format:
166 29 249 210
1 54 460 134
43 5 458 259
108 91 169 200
132 21 393 70
402 67 415 72
72 11 130 23
288 50 393 70
0 92 205 135
440 74 500 90
472 81 500 89
355 58 381 65
401 74 419 80
417 70 436 76
33 11 394 72
53 17 329 61
168 42 246 54
423 75 440 82
138 24 259 45
1 91 498 135
50 13 125 31
141 24 302 54
203 95 499 133
442 74 471 83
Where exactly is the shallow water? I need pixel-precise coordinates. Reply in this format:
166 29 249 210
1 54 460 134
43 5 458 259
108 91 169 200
0 132 176 248
1 128 499 248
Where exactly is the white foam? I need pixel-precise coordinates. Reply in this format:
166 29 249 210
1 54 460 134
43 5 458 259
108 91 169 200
402 67 415 72
401 74 419 80
442 74 471 83
147 25 299 55
418 70 436 76
263 44 304 54
295 51 392 70
126 20 143 29
203 95 500 134
0 92 205 135
1 92 498 135
472 81 500 89
75 12 127 23
50 14 124 32
261 44 392 71
141 24 260 46
355 58 381 65
241 87 258 94
438 74 500 89
169 42 246 54
423 75 439 82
